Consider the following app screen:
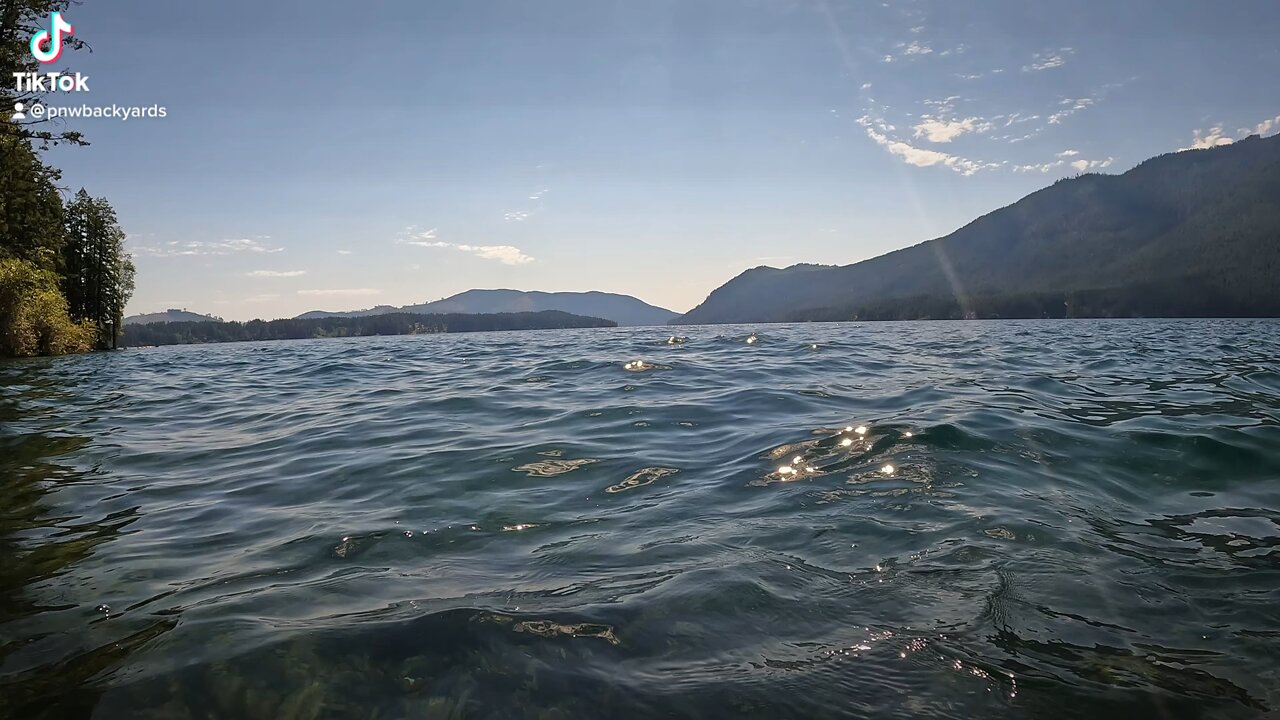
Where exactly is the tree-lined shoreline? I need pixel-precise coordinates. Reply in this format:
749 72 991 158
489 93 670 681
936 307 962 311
120 311 617 348
1 0 134 358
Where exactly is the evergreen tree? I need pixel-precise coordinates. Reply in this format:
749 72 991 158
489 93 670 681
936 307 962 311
62 190 134 349
0 132 64 270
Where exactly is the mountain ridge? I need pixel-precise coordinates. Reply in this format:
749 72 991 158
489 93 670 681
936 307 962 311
123 309 223 325
299 289 678 326
674 133 1280 324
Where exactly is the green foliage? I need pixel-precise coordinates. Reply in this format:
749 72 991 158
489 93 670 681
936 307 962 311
0 257 95 356
0 132 65 270
62 189 136 349
121 311 617 348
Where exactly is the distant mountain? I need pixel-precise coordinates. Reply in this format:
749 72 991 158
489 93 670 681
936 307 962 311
124 309 222 325
296 305 398 320
299 290 678 326
675 133 1280 324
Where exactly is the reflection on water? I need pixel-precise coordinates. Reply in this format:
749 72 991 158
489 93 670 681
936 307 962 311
1 320 1279 719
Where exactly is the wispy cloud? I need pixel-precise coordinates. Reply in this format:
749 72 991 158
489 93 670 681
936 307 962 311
1181 112 1280 152
1202 113 1280 147
1073 157 1114 172
503 187 549 223
1023 48 1073 72
1048 97 1095 124
133 237 283 258
847 30 1120 180
1181 124 1236 151
402 228 438 243
246 270 306 278
899 40 932 56
858 115 1000 176
882 39 966 64
297 289 382 297
912 116 992 143
399 228 534 265
337 250 353 256
1250 114 1280 137
452 244 534 265
245 293 280 303
1015 157 1113 174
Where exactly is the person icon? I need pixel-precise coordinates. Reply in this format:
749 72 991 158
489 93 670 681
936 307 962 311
10 102 24 121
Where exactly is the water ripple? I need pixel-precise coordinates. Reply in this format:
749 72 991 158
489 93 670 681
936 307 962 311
1 320 1278 719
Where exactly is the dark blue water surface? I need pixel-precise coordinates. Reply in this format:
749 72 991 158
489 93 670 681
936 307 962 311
2 320 1279 719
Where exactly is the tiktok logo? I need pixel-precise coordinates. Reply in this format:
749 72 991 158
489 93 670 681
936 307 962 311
30 12 74 65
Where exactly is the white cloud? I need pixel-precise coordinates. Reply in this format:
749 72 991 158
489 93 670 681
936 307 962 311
900 41 932 56
1251 114 1280 137
399 228 534 265
1048 97 1095 124
246 270 306 278
1056 149 1080 158
858 115 999 176
1015 160 1063 173
220 238 282 253
452 244 535 265
1025 55 1065 71
923 96 962 113
1181 125 1235 151
133 237 283 258
337 250 353 255
1023 48 1073 72
1002 112 1039 127
504 210 530 222
860 82 873 90
887 141 954 168
912 116 992 143
1182 113 1280 152
297 289 383 297
1015 156 1113 174
245 294 280 303
405 228 438 242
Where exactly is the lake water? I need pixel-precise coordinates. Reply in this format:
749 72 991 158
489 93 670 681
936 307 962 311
2 320 1279 719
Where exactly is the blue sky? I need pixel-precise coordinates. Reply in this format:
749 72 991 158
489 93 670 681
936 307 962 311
38 0 1280 320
